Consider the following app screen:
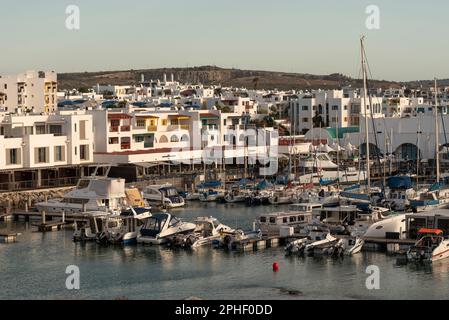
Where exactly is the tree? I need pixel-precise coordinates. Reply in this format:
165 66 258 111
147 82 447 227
312 112 325 128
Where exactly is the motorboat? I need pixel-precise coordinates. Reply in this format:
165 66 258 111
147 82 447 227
267 188 296 205
407 228 449 263
36 176 127 215
142 184 185 208
364 214 407 239
305 233 339 255
254 203 323 236
73 211 111 242
199 189 225 202
224 188 249 203
137 212 196 245
105 207 152 245
170 216 235 248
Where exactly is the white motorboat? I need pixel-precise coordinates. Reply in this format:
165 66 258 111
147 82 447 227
305 233 339 255
142 184 185 208
407 228 449 263
254 203 323 236
341 237 365 255
105 207 152 245
170 216 235 248
137 212 196 245
224 189 249 203
267 189 296 205
199 189 225 202
364 214 407 239
36 176 127 215
73 211 111 242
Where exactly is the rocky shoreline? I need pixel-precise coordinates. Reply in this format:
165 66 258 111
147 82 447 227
0 187 75 210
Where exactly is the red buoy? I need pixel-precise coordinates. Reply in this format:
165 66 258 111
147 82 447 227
272 262 279 272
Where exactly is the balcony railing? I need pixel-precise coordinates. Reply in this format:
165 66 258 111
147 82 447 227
110 126 119 133
147 126 158 132
120 126 131 132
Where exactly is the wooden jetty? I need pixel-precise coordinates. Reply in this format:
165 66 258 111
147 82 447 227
0 230 20 243
12 210 89 223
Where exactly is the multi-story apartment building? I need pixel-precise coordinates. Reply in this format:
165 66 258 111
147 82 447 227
0 110 94 190
0 71 57 113
90 108 278 167
290 90 384 134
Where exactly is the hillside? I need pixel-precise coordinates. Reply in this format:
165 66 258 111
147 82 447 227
58 66 402 91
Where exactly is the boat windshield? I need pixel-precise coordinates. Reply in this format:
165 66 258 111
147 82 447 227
77 179 90 189
169 216 182 227
162 188 179 197
144 217 167 232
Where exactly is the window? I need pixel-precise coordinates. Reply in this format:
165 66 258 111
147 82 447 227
134 135 145 143
136 119 146 127
332 105 338 111
171 135 179 142
79 120 86 140
74 123 77 132
269 217 276 224
54 146 65 162
302 118 309 123
302 106 309 111
6 149 20 165
223 119 227 126
36 147 47 163
171 119 179 126
110 120 120 127
36 125 46 135
80 145 89 161
344 105 348 110
162 119 167 126
159 135 168 143
49 125 62 136
109 137 119 144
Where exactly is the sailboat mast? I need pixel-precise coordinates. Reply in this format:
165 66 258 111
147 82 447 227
361 36 371 191
435 78 440 183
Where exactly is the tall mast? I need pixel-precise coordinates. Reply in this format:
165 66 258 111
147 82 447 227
361 36 371 192
435 78 440 183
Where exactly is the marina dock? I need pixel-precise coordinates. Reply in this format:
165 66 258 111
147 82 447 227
0 231 20 243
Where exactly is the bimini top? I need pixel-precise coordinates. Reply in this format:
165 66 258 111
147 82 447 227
418 228 444 236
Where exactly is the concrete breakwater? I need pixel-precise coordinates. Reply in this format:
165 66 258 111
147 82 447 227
0 187 75 211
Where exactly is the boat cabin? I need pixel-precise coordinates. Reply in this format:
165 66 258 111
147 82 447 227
406 210 449 239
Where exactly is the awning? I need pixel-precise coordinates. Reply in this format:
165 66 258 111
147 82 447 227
135 115 159 119
169 115 191 120
200 113 219 120
418 228 443 236
108 113 132 120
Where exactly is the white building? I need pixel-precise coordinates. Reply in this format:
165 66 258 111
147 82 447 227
0 71 57 113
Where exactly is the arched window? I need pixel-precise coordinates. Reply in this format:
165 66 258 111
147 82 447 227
181 134 189 142
159 135 168 143
171 135 179 143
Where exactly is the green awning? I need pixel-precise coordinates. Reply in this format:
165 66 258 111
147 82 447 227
325 126 359 139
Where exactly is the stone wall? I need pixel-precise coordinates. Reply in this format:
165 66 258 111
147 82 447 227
0 187 75 210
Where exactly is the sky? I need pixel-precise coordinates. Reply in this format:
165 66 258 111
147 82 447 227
1 0 448 81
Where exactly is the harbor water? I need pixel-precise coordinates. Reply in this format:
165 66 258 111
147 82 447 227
1 201 449 300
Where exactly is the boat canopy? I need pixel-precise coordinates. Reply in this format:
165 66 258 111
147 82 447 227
417 228 444 236
387 176 412 190
198 181 222 189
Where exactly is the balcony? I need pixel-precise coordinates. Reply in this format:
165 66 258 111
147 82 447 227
121 126 131 132
147 126 158 132
121 143 131 150
110 127 119 133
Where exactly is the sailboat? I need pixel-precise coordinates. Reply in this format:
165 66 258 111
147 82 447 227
410 79 449 212
340 36 385 206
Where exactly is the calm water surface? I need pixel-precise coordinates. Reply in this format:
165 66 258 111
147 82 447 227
1 202 449 300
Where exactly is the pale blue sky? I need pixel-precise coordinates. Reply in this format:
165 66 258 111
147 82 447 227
1 0 448 81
